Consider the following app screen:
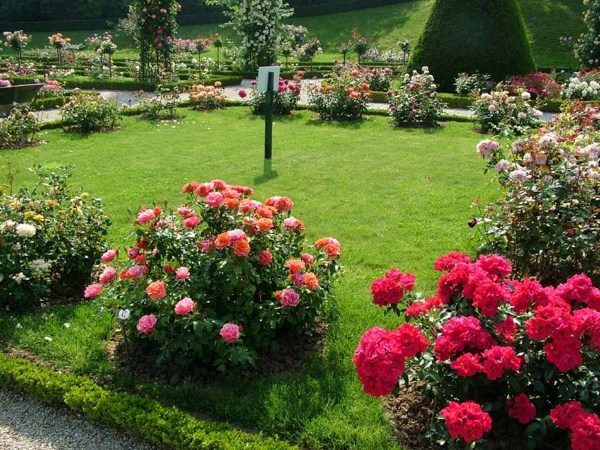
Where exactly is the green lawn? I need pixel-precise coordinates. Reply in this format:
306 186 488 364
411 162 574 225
23 0 585 69
0 108 496 449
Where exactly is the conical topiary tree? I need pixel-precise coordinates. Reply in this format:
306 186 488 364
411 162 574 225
408 0 536 92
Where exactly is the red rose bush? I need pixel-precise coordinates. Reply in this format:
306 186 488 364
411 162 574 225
87 180 341 370
354 252 600 448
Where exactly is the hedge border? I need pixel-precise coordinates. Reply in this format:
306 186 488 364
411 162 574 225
0 352 296 450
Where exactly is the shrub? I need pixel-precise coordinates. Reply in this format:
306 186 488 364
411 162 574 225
89 179 342 371
475 103 600 285
308 66 371 121
408 0 536 91
388 66 445 127
576 0 600 68
294 37 322 63
0 105 40 149
137 87 181 120
354 252 600 448
564 71 600 100
454 72 495 96
60 92 121 132
248 72 303 116
363 66 393 92
188 82 227 110
38 79 65 98
0 167 109 311
473 90 542 135
506 72 562 99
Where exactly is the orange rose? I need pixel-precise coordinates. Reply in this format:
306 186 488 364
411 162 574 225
256 218 274 231
224 197 239 209
232 239 250 257
146 280 167 300
285 259 306 273
215 232 231 248
303 272 319 290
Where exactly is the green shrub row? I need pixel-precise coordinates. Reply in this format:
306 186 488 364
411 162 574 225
0 353 296 450
30 95 69 110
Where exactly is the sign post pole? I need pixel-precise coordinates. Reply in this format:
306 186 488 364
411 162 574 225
264 71 274 160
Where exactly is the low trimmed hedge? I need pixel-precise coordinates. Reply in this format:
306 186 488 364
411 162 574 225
0 353 296 450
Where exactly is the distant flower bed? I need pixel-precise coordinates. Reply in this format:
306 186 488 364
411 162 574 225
89 180 342 371
0 167 109 311
189 82 227 111
247 71 303 116
60 92 122 132
355 252 600 449
473 90 542 135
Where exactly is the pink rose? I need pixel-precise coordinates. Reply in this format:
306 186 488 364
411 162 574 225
258 249 273 266
174 297 196 315
228 229 247 241
127 247 140 259
101 249 118 263
137 209 156 224
276 288 300 307
199 239 213 253
301 253 314 266
177 206 193 218
283 217 303 231
205 192 224 208
175 266 190 281
183 214 201 228
99 267 117 284
238 89 247 99
137 314 157 334
220 323 241 343
84 283 103 299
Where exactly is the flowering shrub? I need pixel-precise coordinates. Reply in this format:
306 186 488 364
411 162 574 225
60 93 121 132
48 33 71 65
575 0 600 68
137 87 180 120
308 66 371 121
188 83 227 110
388 66 445 127
248 72 303 116
0 167 109 311
473 91 543 135
355 252 600 448
475 103 600 284
89 179 341 370
507 72 562 99
294 37 322 63
454 72 494 96
564 72 600 100
0 105 40 149
362 66 392 92
3 30 31 59
38 79 65 98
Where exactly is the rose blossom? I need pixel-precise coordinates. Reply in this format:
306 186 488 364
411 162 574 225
220 323 241 343
205 192 224 208
137 209 155 224
101 249 118 263
84 283 103 299
174 297 196 315
258 249 273 266
476 139 500 158
99 267 117 284
16 223 36 237
145 280 167 300
175 266 190 281
276 288 300 307
137 314 157 334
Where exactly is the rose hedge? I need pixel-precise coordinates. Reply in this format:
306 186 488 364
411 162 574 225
89 179 341 371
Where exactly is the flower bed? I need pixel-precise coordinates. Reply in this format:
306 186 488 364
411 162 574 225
247 71 303 116
473 90 542 135
0 104 40 149
60 92 122 132
88 179 342 371
355 252 600 448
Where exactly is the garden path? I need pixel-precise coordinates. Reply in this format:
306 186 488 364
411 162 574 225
0 389 157 450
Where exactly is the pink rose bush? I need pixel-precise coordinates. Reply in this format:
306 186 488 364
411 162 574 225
354 252 600 448
88 180 341 370
308 65 371 121
248 71 304 116
475 103 599 284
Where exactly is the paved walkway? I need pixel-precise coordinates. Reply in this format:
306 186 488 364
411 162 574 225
31 79 557 123
0 389 157 450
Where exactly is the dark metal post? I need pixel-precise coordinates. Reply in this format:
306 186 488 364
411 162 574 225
264 71 274 160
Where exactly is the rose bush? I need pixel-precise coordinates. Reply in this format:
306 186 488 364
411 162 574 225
248 71 303 116
0 167 109 311
88 179 341 370
308 65 371 121
355 252 600 448
473 90 543 135
475 102 600 285
188 83 227 110
0 105 40 149
60 92 122 132
454 72 494 96
507 72 563 99
388 66 445 127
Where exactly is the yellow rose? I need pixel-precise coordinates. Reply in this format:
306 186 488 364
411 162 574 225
33 214 45 222
24 211 35 219
9 199 20 209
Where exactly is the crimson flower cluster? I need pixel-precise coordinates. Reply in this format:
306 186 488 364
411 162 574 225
355 251 600 446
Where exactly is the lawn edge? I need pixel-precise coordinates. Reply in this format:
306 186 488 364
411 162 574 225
0 352 297 450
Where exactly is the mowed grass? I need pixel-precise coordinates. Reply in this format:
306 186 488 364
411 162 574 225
24 0 584 68
0 108 496 448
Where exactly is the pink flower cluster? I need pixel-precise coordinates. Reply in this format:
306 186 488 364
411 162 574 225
551 401 600 450
371 269 415 307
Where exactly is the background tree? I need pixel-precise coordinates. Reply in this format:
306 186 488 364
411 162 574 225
408 0 536 91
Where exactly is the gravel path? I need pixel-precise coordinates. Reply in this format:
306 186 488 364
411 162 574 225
0 389 158 450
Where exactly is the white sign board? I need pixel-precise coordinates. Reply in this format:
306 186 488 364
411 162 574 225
257 66 280 93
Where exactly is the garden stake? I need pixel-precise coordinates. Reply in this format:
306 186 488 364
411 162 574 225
264 71 274 160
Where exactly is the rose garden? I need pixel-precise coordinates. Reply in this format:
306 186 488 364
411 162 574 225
0 0 599 449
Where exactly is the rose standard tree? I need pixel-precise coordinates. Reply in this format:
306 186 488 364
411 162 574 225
576 0 600 68
206 0 293 72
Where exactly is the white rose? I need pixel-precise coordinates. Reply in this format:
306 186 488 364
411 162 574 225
16 223 36 237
